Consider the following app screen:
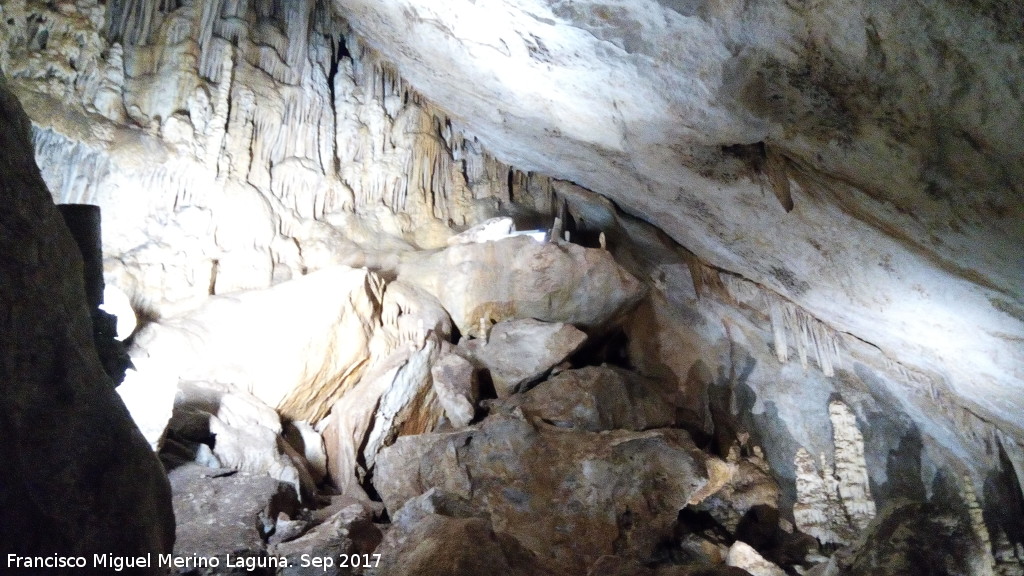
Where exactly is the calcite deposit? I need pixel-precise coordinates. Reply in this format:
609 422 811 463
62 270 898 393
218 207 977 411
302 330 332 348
1 0 1022 574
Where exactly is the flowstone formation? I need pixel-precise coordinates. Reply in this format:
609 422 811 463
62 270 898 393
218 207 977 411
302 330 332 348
2 0 1023 574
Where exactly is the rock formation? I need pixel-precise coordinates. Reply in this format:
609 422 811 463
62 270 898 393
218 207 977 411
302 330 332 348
0 75 174 572
1 0 1022 574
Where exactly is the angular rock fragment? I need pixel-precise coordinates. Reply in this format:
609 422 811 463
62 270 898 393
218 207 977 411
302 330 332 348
499 365 675 431
323 337 443 498
430 343 478 427
270 501 382 576
460 318 588 397
168 463 300 573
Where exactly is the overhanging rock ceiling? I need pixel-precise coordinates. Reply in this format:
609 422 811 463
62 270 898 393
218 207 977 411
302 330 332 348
335 0 1024 432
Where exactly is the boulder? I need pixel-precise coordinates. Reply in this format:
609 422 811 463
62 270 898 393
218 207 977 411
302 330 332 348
725 541 787 576
460 318 588 397
0 77 174 570
127 265 384 433
164 380 320 502
323 337 443 497
270 502 382 576
373 414 717 572
368 513 559 576
430 344 478 428
446 216 515 245
168 462 300 574
399 236 644 338
499 365 675 431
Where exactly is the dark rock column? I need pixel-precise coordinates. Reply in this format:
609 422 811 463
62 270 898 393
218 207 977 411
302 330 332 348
0 76 175 572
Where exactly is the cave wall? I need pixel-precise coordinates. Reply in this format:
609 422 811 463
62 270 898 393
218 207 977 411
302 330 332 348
1 0 1023 569
0 0 555 317
0 74 174 572
331 0 1024 437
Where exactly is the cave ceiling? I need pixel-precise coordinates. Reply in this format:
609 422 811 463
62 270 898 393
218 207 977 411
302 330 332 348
334 0 1024 433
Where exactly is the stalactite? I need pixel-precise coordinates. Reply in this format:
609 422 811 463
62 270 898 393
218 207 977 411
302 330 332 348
31 127 112 204
765 292 840 376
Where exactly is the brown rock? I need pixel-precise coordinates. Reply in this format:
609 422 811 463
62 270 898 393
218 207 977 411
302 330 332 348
373 414 715 572
501 365 676 431
460 318 588 397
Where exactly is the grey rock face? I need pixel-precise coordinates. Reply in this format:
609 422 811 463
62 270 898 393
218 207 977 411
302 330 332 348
498 365 676 431
0 78 175 572
460 318 589 397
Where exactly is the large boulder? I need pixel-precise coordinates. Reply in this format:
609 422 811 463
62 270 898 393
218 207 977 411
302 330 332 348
0 78 174 571
126 265 385 440
322 336 444 498
399 236 644 338
373 414 722 572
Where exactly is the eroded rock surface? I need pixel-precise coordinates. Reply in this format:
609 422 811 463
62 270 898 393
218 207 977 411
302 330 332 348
373 414 715 572
460 318 588 397
399 237 644 338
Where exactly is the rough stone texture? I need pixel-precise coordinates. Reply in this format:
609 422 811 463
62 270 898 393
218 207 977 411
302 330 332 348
693 449 781 534
270 502 382 576
400 237 645 338
460 318 588 396
498 365 676 431
430 344 478 428
168 462 299 574
726 541 787 576
336 0 1024 440
373 414 715 573
0 76 174 571
322 337 443 498
368 513 559 576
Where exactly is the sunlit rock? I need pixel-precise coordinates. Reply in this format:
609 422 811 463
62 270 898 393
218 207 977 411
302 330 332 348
430 343 478 428
322 336 443 500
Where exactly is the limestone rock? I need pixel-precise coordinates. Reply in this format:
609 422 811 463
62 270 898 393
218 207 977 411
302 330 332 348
270 502 382 576
284 420 329 485
793 400 876 546
168 462 300 572
694 449 781 534
499 365 675 431
399 236 644 338
460 318 588 397
323 337 443 498
446 216 515 245
128 265 384 426
430 344 478 428
0 77 174 569
165 381 320 502
373 415 714 572
337 0 1024 437
726 541 787 576
368 513 559 576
